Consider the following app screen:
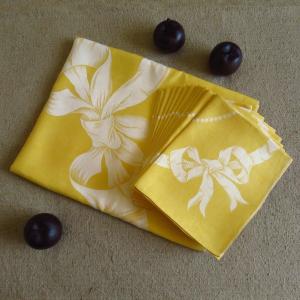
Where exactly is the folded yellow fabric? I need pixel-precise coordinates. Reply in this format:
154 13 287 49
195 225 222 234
135 87 291 258
10 37 292 258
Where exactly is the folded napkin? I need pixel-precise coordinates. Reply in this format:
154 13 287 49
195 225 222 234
11 37 292 258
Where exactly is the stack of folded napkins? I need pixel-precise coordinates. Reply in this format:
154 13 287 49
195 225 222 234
11 38 292 258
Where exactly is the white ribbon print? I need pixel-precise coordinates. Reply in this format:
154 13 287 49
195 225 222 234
47 38 168 229
156 139 279 217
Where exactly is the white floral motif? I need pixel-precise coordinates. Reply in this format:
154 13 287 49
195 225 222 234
156 139 278 217
47 38 168 228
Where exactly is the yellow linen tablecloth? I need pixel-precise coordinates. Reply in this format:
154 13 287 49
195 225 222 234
10 38 292 258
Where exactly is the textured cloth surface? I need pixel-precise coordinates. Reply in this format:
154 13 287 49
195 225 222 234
0 1 299 299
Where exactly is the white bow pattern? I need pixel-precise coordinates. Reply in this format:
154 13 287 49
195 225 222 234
155 139 278 216
46 38 168 229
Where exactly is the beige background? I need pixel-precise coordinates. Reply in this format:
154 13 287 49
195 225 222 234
0 1 299 299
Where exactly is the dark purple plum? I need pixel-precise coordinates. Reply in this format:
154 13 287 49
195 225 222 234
24 213 62 250
209 42 243 75
153 19 185 53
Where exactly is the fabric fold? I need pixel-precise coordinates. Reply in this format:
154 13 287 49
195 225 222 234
10 37 292 258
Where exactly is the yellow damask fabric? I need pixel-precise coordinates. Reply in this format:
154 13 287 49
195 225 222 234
10 38 292 258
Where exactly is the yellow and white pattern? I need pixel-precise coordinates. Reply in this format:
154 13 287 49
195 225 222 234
47 39 168 229
10 38 292 258
154 139 278 217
